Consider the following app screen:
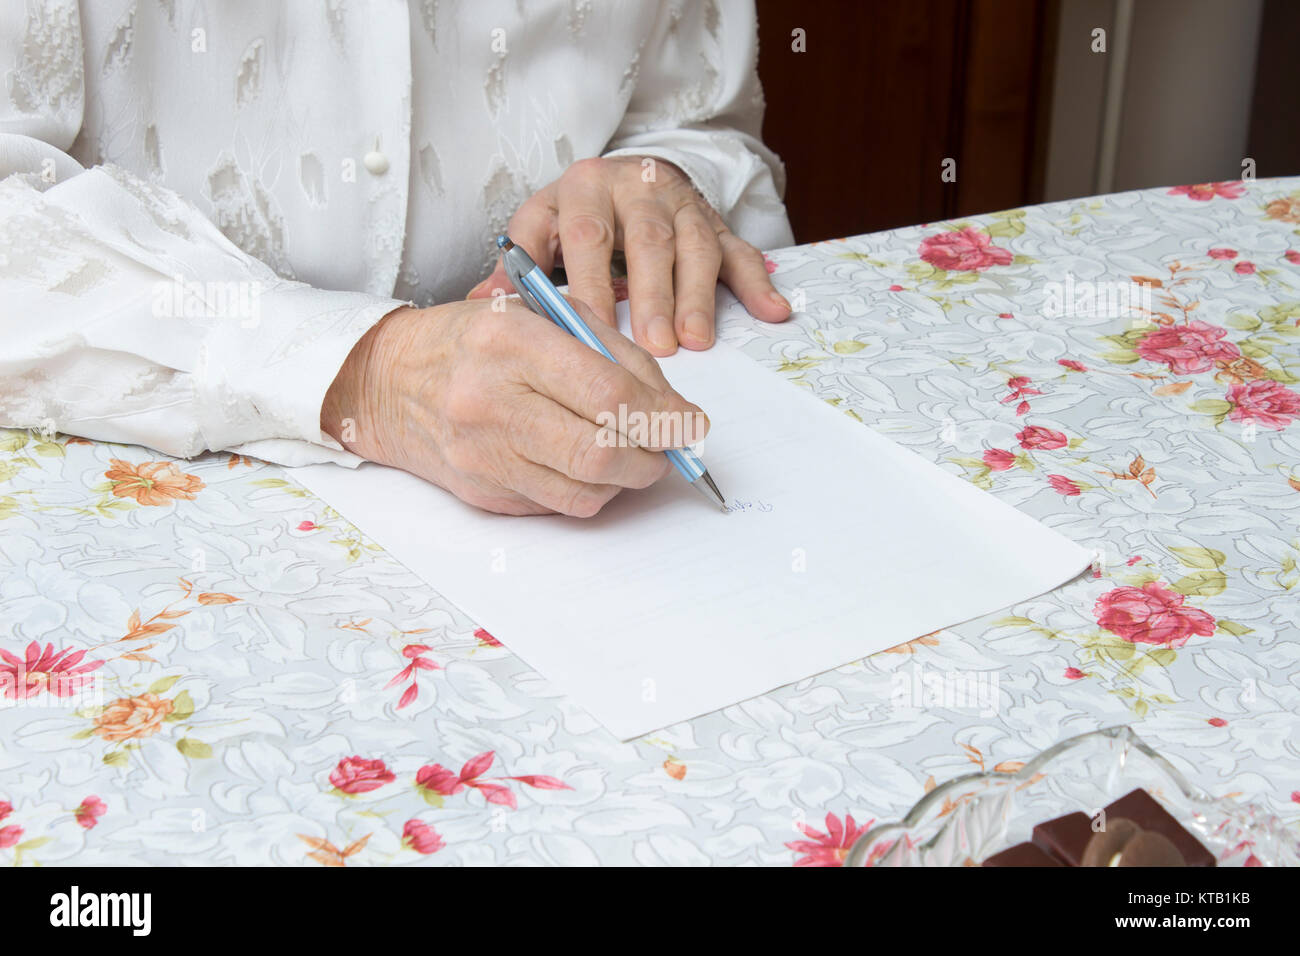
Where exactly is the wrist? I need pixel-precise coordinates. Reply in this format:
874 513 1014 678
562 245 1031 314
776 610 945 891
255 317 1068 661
322 306 414 463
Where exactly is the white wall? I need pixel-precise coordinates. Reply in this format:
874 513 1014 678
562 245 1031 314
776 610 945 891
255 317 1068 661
1043 0 1264 200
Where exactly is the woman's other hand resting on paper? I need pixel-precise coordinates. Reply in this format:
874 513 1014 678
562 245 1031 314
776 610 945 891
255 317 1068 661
466 157 792 356
321 299 708 517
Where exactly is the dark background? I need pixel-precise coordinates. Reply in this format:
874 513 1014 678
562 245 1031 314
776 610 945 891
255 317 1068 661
755 0 1300 243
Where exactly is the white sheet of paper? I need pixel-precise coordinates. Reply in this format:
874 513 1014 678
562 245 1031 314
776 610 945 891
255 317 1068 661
295 292 1091 738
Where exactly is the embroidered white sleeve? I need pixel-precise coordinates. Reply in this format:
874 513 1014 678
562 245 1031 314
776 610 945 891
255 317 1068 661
602 0 794 251
0 143 403 467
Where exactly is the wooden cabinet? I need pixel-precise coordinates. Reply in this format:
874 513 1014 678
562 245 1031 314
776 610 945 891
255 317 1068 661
756 0 1057 242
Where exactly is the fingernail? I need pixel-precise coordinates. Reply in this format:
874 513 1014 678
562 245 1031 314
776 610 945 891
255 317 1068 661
467 278 488 298
648 316 676 352
769 290 792 312
683 311 712 345
687 409 710 443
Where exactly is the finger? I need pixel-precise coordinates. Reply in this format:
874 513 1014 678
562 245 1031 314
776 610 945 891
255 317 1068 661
511 299 707 450
467 186 558 299
717 229 792 323
671 204 723 349
570 297 676 395
556 172 617 328
512 393 671 489
619 198 679 356
505 456 622 518
467 259 516 300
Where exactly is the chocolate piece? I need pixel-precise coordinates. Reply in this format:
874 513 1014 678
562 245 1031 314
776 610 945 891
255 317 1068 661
1080 818 1142 867
1118 830 1185 867
1103 789 1215 867
1081 818 1185 867
982 841 1064 867
1031 811 1095 866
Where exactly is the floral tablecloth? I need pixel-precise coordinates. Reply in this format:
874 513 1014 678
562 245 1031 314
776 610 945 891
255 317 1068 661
3 177 1299 866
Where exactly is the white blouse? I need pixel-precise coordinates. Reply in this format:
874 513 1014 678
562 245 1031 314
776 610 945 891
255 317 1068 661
0 0 792 467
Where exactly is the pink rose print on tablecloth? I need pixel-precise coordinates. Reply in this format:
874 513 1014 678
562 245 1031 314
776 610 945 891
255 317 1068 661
401 819 445 855
329 756 396 795
983 449 1016 471
1048 474 1082 496
1001 376 1041 416
0 642 104 700
785 811 873 867
1225 380 1300 430
75 796 107 829
1208 248 1237 259
1167 182 1246 201
1135 321 1241 374
1016 425 1068 450
0 825 23 848
415 751 571 810
385 643 441 709
1093 582 1216 648
919 227 1013 272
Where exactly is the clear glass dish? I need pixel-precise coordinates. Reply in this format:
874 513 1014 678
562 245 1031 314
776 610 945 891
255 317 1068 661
845 725 1299 867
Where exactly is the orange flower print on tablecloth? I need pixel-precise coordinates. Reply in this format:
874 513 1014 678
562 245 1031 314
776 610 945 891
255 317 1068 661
104 459 204 506
1264 194 1300 223
297 833 371 867
92 693 175 742
1225 380 1300 431
1167 181 1245 201
918 227 1012 272
1094 582 1216 648
0 641 103 700
785 811 873 867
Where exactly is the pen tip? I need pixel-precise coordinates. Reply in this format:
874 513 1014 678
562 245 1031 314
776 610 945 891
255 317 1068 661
495 234 512 250
697 471 726 511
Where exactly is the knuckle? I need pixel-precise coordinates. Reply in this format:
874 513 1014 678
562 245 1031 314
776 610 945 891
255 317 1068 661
676 218 719 253
582 366 630 417
566 156 607 179
568 434 619 481
465 311 512 352
624 213 675 248
441 380 483 427
561 485 613 518
564 212 613 248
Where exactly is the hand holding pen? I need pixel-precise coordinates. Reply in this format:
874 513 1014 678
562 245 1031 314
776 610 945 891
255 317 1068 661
497 235 727 508
322 277 716 517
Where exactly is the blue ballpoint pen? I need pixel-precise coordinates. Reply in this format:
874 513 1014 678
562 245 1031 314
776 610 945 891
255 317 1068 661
495 234 727 510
